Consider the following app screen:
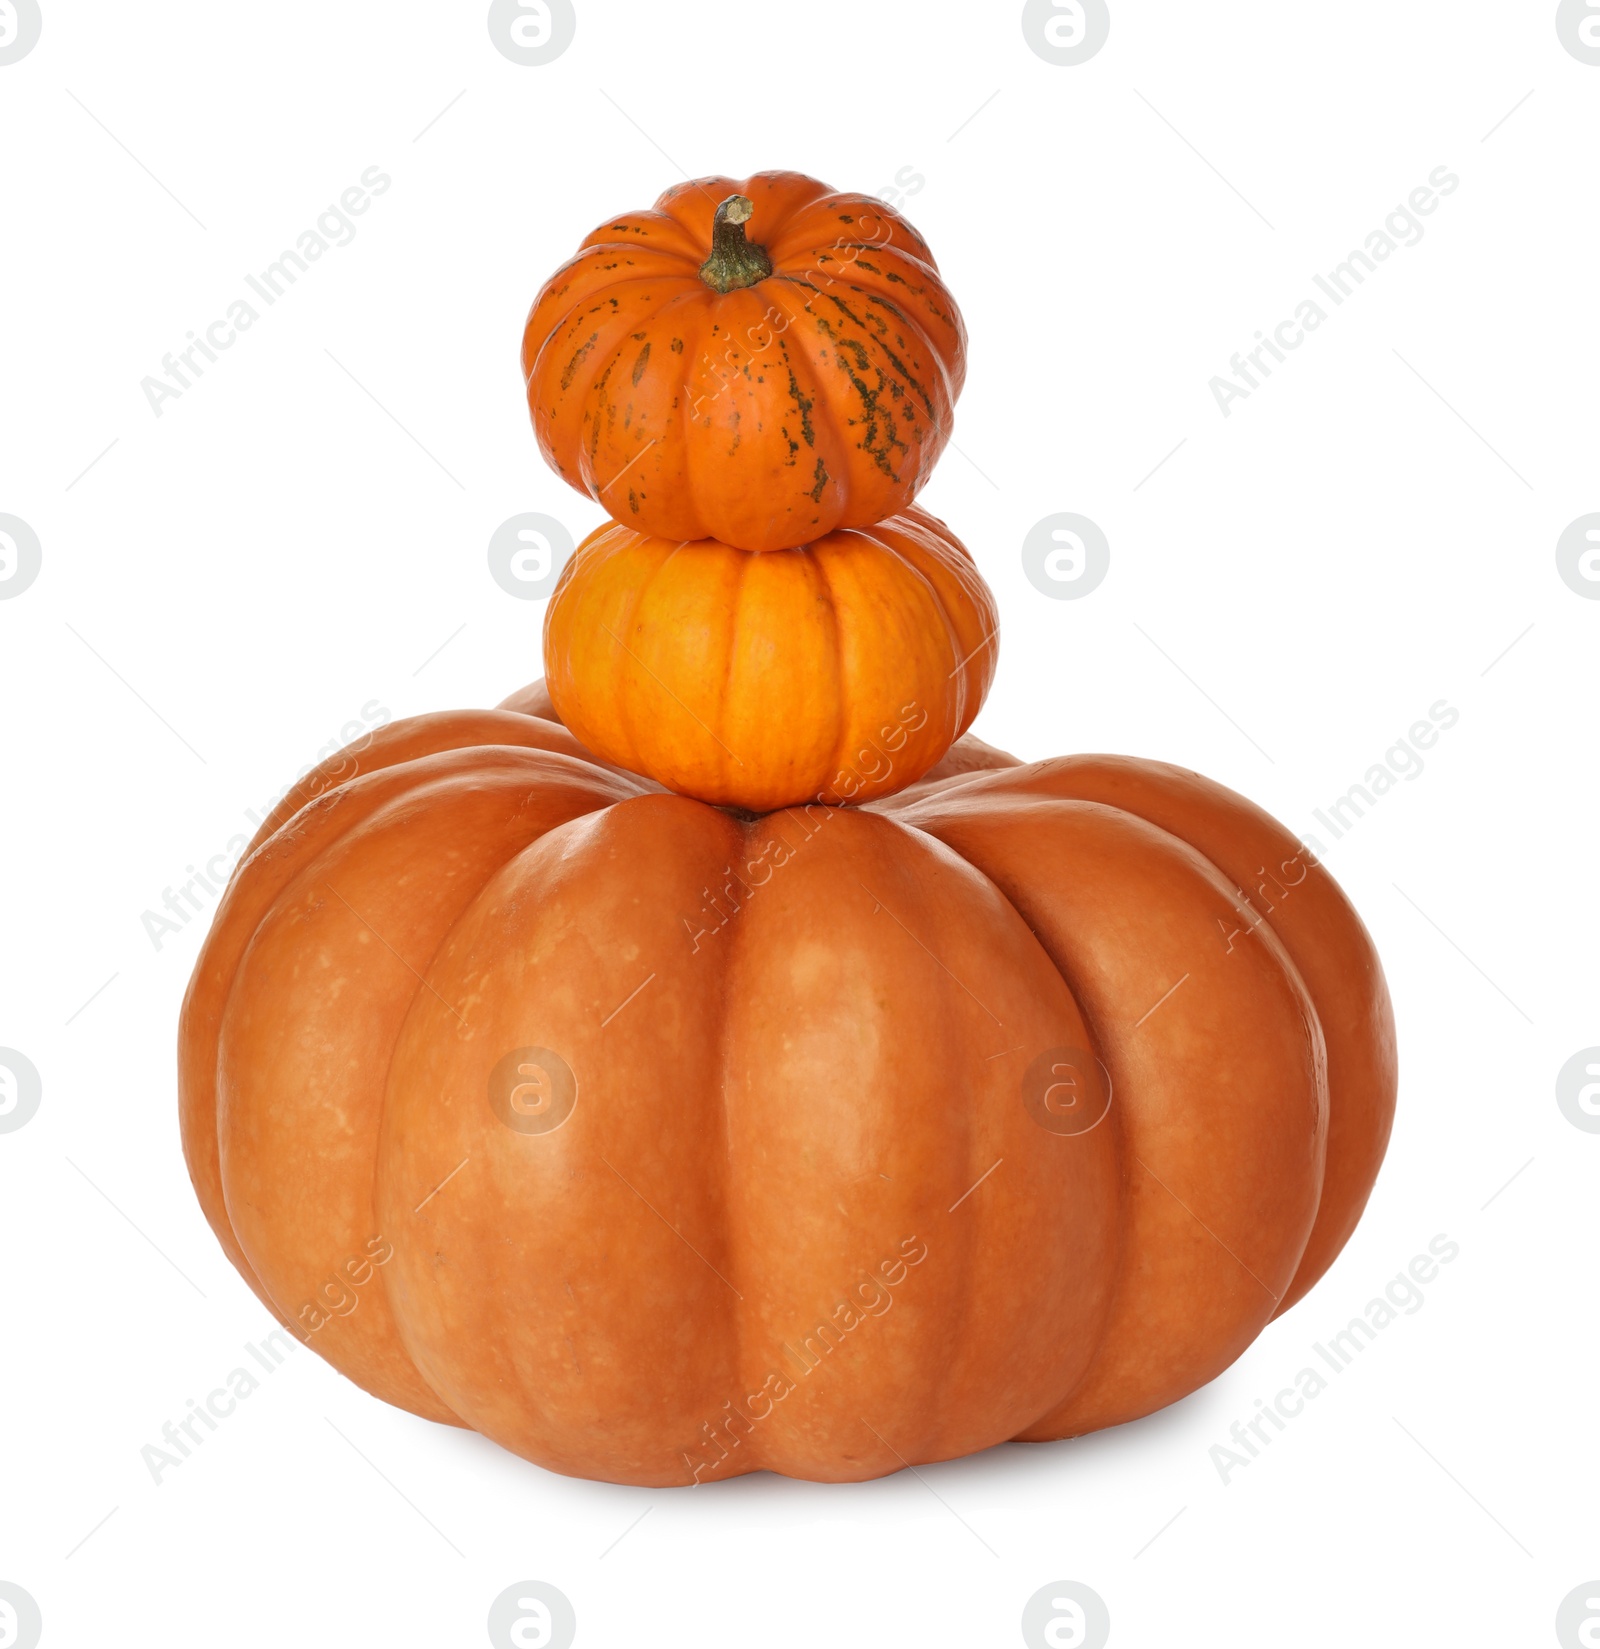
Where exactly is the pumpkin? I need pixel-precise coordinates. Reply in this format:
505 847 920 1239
179 683 1395 1487
522 171 966 553
542 505 998 810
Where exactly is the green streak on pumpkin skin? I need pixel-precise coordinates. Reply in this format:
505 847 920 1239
818 290 937 424
632 342 652 386
810 457 830 502
777 338 815 449
861 289 937 361
813 324 907 482
560 331 600 392
861 335 933 423
857 286 916 332
586 356 618 470
815 249 960 331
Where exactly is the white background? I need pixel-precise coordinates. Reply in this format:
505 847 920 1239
2 2 1597 1645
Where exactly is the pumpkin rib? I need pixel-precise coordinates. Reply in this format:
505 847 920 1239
766 191 942 269
773 254 964 391
807 538 854 795
527 273 700 393
181 744 638 1358
720 546 849 805
710 813 760 1466
863 830 1003 1449
774 280 915 493
613 533 696 785
574 221 705 259
841 268 966 411
754 277 858 525
531 299 632 431
522 249 703 383
765 221 940 276
676 287 836 547
790 268 957 433
885 757 1392 1317
871 512 998 738
704 806 1121 1479
578 208 708 261
670 292 757 541
240 709 609 863
894 812 1122 1466
765 284 863 514
891 795 1327 1439
553 296 701 501
576 219 703 258
221 804 474 1422
214 756 640 1423
841 249 967 381
824 524 965 761
374 799 752 1481
847 317 945 460
897 517 986 735
716 544 754 802
549 527 630 773
796 287 942 494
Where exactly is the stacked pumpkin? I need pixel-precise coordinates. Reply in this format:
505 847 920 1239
527 173 995 810
180 172 1397 1488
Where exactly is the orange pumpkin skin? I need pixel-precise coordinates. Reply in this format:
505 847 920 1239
178 688 1395 1486
542 506 998 811
522 171 966 553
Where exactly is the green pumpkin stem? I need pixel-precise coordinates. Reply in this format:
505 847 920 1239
698 195 772 293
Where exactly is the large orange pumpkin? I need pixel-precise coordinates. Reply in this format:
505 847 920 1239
179 683 1395 1487
522 171 966 553
542 505 998 810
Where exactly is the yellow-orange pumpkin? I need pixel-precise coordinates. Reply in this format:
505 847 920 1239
542 505 998 810
522 171 966 553
179 684 1396 1487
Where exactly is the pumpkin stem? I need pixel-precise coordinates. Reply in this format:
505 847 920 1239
699 195 772 293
